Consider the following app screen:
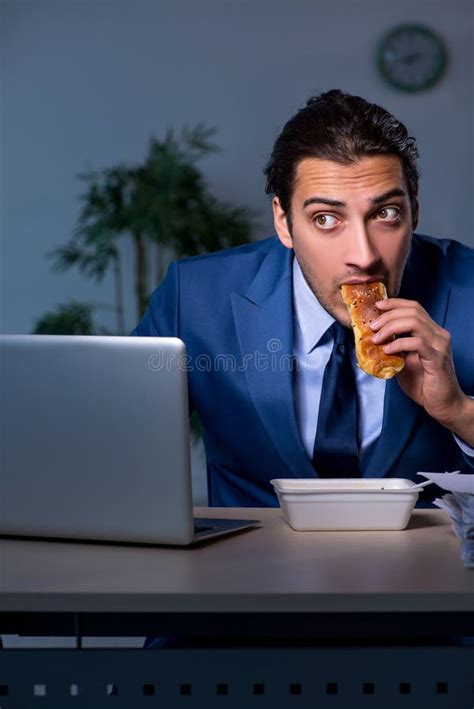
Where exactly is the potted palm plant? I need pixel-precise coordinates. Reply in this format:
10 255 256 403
39 125 257 334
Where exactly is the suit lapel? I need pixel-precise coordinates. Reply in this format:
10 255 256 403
231 240 316 478
363 236 452 477
232 235 452 479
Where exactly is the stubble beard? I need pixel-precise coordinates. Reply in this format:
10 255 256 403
295 251 349 325
292 234 412 326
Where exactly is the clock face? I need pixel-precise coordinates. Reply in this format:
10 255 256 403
377 24 448 92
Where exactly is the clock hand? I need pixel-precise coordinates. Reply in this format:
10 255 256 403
402 52 422 65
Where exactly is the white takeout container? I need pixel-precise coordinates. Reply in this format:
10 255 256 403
270 478 420 531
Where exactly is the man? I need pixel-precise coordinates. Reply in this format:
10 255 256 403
132 90 474 506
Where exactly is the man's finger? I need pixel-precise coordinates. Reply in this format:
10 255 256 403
382 336 440 362
372 317 438 344
371 307 421 328
375 298 427 314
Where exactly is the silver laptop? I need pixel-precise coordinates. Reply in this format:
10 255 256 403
0 335 259 545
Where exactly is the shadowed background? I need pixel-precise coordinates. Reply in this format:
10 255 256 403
1 0 473 336
0 0 473 650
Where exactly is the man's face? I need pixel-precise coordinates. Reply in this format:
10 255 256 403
273 155 417 327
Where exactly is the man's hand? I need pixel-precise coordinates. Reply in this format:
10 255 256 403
370 298 474 445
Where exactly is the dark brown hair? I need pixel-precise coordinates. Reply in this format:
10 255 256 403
264 89 419 227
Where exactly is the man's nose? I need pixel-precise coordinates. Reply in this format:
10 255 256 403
345 221 381 271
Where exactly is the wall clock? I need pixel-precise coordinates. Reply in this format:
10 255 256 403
377 24 448 92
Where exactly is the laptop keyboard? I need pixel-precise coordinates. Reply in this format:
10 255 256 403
193 524 213 534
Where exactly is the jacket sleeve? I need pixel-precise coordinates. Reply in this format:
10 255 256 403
453 396 474 469
129 261 194 416
130 261 179 338
453 435 474 468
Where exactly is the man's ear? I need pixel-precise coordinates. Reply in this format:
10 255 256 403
272 197 293 249
411 196 419 231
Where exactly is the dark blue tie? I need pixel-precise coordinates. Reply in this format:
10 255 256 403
312 321 360 477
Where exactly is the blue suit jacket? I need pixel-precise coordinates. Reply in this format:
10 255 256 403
132 233 474 506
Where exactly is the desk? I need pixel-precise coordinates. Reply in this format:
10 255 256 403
1 508 473 708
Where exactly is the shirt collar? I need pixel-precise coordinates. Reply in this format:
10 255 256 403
292 256 335 354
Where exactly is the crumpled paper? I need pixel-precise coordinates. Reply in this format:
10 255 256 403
417 471 474 569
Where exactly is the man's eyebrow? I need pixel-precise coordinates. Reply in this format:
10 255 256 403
371 188 406 205
302 188 407 210
303 197 346 208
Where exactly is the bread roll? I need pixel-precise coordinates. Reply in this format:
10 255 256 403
340 282 405 379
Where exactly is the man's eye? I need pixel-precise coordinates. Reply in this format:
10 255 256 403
314 214 338 228
376 206 400 221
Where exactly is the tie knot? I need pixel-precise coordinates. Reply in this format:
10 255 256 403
331 321 352 348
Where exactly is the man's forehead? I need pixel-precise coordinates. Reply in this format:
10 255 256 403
292 155 406 201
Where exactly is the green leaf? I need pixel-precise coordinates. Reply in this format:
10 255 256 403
49 124 259 324
32 300 97 335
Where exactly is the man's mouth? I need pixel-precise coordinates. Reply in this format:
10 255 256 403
340 276 385 286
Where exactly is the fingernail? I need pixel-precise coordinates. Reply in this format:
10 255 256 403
372 333 380 342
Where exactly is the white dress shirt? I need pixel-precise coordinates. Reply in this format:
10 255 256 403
291 257 474 461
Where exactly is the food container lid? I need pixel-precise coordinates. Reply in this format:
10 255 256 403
270 478 420 494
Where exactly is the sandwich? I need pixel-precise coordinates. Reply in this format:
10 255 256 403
340 281 405 379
